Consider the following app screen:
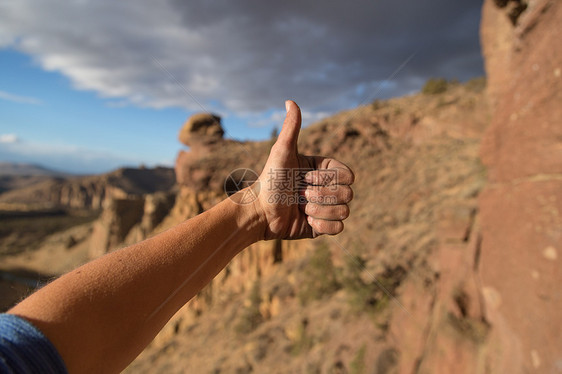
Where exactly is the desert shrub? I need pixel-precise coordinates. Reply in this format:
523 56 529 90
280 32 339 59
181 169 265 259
350 344 367 374
375 348 400 374
297 243 340 305
269 126 279 146
235 280 263 334
270 126 279 139
290 318 313 356
421 78 449 95
436 97 459 108
371 100 385 111
465 76 486 93
341 255 379 312
341 255 406 315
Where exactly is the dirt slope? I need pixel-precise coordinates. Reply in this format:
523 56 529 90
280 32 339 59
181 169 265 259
123 80 490 373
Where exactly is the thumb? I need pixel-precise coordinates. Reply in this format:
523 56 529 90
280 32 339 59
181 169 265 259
275 100 301 151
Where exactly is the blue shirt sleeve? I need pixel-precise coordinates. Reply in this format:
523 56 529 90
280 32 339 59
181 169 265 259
0 314 67 374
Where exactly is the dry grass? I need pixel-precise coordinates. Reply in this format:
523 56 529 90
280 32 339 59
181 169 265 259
0 209 98 255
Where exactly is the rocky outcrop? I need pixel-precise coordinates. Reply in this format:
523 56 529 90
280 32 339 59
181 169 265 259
0 167 176 210
90 196 145 257
175 113 269 191
89 191 176 258
178 113 224 147
478 0 562 372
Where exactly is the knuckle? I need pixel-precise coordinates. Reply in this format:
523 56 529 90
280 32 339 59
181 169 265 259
340 205 350 219
326 221 344 235
315 219 328 233
317 188 332 204
306 203 318 216
305 187 316 200
335 221 344 233
341 186 353 203
348 169 355 184
312 220 323 234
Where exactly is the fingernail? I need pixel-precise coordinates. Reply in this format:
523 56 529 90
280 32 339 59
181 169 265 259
285 100 290 113
307 215 313 225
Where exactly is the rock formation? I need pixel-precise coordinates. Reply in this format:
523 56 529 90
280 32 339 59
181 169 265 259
89 191 176 258
178 113 224 147
175 113 269 191
0 167 176 210
89 196 145 257
479 0 562 372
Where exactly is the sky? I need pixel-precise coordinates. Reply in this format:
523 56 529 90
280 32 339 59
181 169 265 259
0 0 484 174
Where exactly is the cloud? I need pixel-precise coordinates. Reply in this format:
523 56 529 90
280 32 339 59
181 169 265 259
0 134 19 144
0 0 483 117
0 90 42 105
246 109 331 129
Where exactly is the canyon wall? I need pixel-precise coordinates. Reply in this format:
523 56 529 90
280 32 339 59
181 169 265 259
0 167 176 210
479 0 562 372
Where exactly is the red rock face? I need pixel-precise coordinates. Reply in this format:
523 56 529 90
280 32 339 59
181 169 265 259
479 0 562 372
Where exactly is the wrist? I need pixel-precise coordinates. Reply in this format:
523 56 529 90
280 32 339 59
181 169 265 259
250 195 267 242
227 185 266 244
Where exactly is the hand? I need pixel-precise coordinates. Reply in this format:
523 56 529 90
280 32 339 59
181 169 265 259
252 100 354 240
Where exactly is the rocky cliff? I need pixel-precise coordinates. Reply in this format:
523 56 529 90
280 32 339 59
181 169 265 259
479 0 562 372
0 167 176 210
118 78 492 373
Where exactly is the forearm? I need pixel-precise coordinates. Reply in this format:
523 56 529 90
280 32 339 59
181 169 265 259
9 192 263 373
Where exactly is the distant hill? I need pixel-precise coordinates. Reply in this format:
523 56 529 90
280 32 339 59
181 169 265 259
0 166 176 209
0 162 71 177
0 163 72 195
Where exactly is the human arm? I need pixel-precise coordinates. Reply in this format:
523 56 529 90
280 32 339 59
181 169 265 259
8 100 354 373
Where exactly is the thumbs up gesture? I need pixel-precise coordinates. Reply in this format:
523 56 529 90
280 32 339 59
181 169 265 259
253 100 354 240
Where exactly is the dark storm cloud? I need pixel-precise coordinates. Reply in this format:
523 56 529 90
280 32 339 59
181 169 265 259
0 0 484 116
